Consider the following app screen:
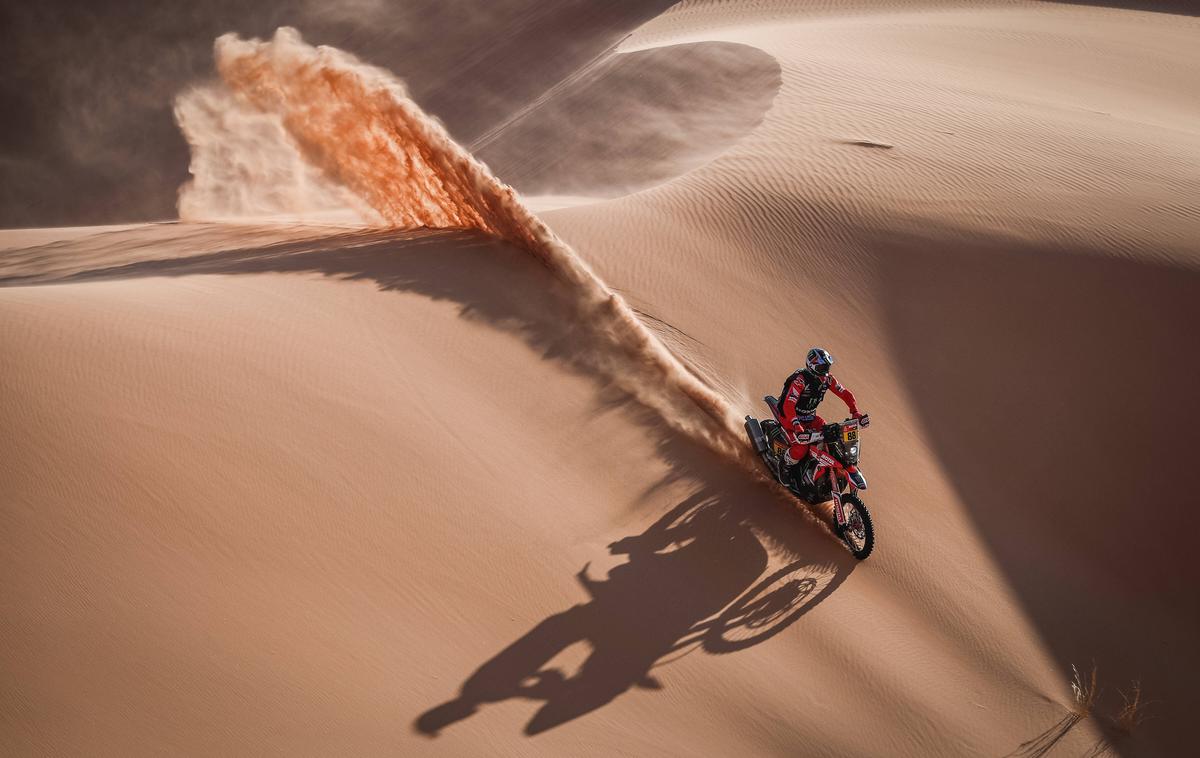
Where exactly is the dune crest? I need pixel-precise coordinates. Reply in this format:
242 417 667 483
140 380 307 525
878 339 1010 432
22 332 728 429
192 27 749 463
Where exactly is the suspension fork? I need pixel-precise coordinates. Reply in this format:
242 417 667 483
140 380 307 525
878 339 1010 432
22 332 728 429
829 466 847 528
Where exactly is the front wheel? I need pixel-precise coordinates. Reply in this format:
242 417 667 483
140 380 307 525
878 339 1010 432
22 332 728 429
836 493 875 560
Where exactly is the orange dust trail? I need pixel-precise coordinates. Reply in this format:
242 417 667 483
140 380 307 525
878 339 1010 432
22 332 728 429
205 28 753 466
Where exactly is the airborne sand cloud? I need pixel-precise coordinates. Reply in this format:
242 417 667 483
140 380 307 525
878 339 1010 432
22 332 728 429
192 27 751 464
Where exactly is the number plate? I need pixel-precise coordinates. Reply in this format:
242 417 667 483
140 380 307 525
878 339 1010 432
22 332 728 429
843 427 859 443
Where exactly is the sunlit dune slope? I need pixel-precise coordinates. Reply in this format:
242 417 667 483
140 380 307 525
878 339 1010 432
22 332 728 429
0 224 854 756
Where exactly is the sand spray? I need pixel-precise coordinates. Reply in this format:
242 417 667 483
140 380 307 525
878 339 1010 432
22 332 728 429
176 28 754 465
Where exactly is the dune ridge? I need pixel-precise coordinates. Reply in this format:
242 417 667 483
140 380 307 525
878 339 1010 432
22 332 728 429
194 27 751 467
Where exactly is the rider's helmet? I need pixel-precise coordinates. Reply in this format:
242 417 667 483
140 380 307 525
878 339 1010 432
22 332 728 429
805 347 834 376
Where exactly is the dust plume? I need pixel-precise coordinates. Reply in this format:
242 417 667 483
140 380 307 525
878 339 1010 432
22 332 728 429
174 85 364 221
183 27 750 462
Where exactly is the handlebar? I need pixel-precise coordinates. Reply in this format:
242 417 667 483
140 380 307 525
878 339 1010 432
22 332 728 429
789 416 870 444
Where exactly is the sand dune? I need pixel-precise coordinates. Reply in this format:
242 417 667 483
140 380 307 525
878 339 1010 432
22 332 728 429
3 1 1199 756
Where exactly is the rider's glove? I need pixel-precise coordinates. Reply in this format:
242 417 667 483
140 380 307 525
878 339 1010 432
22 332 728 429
857 413 870 427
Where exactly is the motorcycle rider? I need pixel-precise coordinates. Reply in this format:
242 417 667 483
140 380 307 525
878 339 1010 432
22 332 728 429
778 347 868 487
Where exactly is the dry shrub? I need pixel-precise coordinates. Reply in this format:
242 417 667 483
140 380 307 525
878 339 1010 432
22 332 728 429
1013 663 1157 758
1070 663 1100 716
1114 681 1150 734
1009 664 1098 757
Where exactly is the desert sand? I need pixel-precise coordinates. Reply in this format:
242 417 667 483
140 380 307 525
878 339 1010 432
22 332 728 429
2 2 1199 756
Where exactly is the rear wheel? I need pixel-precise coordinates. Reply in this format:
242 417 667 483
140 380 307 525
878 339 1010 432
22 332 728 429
836 493 874 560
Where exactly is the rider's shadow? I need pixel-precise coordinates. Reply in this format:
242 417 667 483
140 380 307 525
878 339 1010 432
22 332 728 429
414 491 846 736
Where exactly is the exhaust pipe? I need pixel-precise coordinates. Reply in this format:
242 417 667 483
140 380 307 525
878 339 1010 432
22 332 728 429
744 415 768 454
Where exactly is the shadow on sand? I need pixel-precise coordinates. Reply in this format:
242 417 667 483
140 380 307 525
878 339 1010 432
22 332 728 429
416 485 846 736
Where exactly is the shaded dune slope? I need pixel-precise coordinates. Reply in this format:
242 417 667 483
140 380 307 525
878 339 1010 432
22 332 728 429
475 41 782 201
547 2 1200 754
2 0 682 227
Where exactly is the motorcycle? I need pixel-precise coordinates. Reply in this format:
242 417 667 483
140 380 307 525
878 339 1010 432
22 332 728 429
744 396 875 560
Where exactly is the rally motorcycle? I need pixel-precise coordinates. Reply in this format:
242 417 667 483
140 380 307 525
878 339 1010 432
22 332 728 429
744 396 875 559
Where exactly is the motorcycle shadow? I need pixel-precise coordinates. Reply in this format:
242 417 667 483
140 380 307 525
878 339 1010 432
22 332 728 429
415 477 851 737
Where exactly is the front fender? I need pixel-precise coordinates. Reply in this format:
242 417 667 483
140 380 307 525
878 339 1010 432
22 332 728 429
848 469 868 490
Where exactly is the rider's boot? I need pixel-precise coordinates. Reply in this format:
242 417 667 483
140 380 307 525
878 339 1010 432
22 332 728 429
781 449 802 485
782 450 811 491
799 457 819 490
790 454 821 496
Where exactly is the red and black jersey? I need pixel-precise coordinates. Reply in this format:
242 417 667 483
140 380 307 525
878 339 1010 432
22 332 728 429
780 368 859 427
